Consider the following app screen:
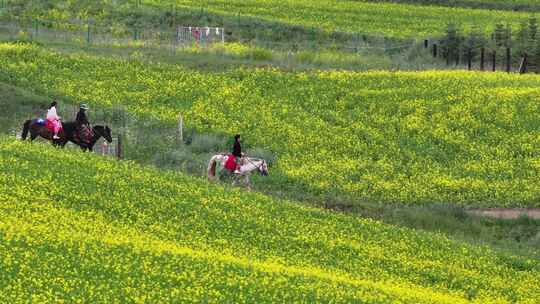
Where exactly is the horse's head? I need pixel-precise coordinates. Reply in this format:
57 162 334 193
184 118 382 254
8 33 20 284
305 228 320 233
95 125 113 143
103 126 113 143
258 160 269 176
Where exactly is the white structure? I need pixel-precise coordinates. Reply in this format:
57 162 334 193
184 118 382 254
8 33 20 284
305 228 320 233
177 26 225 45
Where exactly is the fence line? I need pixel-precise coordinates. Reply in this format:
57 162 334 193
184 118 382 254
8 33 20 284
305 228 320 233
0 17 415 54
0 21 225 50
0 23 416 58
424 40 538 74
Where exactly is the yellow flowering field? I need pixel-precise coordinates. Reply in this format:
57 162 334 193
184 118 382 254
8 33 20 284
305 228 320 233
0 137 539 302
0 43 539 207
4 1 530 38
148 0 529 38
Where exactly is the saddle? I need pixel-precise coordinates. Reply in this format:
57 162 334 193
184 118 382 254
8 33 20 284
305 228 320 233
75 125 94 144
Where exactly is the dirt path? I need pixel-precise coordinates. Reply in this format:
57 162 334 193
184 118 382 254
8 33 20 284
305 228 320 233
467 208 540 220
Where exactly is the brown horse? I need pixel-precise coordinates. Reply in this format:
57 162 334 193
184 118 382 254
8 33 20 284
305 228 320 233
22 120 113 151
21 119 70 147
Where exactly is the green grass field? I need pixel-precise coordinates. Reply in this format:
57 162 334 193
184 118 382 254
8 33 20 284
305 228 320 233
1 137 539 302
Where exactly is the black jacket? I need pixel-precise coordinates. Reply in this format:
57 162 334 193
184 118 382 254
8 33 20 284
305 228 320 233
76 110 89 126
232 140 242 157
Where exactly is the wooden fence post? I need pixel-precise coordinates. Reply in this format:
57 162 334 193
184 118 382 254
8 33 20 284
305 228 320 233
506 47 511 73
86 19 92 45
116 134 123 160
480 48 485 71
177 114 183 144
72 106 77 121
519 53 528 74
492 51 496 72
467 48 472 70
34 19 39 40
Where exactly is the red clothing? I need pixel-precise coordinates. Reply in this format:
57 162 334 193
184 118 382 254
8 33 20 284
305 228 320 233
193 28 201 41
224 154 237 171
45 119 62 133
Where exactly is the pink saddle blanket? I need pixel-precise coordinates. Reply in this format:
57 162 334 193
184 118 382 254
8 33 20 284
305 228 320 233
44 119 63 133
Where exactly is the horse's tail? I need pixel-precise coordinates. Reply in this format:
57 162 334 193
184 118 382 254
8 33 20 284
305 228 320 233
207 155 219 181
21 120 31 140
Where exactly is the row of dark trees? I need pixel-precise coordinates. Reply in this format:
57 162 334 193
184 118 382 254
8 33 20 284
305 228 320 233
435 16 540 72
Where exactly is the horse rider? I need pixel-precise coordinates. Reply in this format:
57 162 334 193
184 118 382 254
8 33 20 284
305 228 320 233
232 134 243 173
46 101 61 139
75 104 92 144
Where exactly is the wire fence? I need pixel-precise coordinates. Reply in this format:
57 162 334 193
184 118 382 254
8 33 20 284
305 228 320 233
0 17 417 55
0 19 226 51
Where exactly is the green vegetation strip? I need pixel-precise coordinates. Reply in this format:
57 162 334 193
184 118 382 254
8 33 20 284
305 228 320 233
1 137 539 302
0 43 539 207
361 0 540 12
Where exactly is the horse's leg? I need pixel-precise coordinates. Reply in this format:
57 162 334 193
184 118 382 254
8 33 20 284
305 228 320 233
30 132 38 142
245 175 251 191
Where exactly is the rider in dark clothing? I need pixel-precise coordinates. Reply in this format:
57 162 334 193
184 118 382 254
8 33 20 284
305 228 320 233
232 134 242 157
76 109 89 126
75 104 91 143
232 134 242 172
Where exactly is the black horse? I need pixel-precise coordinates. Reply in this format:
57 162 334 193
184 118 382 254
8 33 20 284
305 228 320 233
62 122 113 151
22 120 113 151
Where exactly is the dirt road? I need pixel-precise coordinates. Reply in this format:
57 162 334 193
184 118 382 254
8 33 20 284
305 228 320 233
467 208 540 220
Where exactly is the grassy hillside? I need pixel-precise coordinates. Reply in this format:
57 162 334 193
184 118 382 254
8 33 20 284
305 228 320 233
1 0 533 39
1 137 539 302
161 0 530 37
1 80 538 261
1 43 539 207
